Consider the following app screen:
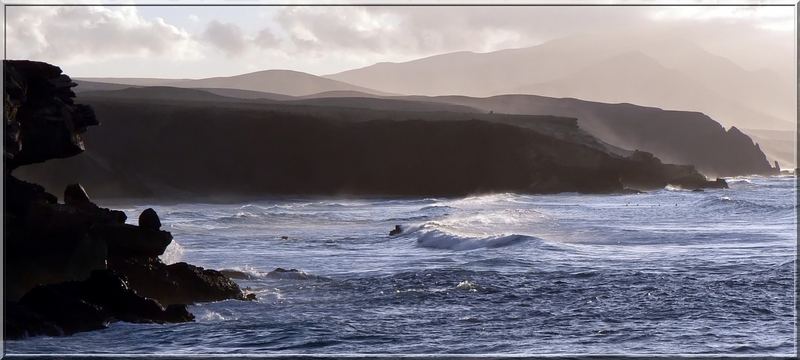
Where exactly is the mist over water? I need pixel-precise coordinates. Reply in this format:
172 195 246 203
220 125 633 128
8 176 796 355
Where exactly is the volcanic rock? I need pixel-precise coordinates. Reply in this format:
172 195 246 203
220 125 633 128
108 257 247 306
8 270 193 338
138 208 162 231
64 183 93 206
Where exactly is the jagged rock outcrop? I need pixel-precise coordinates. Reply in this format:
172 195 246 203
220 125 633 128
4 176 124 300
138 208 162 230
108 258 248 306
4 60 98 169
6 270 194 339
3 60 247 339
63 183 93 206
620 150 728 190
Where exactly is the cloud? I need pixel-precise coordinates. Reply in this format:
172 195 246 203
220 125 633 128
267 5 793 73
271 6 650 57
6 5 792 78
6 6 201 64
254 29 280 49
202 20 248 56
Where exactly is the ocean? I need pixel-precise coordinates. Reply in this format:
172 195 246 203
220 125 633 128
6 176 796 355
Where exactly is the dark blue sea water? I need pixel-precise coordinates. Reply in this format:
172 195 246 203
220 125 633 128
6 176 797 355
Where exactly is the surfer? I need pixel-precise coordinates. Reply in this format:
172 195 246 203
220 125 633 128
389 225 402 236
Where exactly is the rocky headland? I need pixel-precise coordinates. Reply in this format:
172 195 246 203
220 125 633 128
15 86 727 200
3 60 249 339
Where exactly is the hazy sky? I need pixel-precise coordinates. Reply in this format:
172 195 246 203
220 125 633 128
4 3 795 78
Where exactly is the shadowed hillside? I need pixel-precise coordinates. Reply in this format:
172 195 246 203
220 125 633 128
64 86 778 177
413 95 778 177
16 90 724 199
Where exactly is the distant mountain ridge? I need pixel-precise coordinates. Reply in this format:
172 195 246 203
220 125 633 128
78 69 389 97
327 34 794 132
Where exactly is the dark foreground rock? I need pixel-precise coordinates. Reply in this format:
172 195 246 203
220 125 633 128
138 207 162 230
108 258 247 306
4 175 123 300
6 270 193 338
3 60 247 339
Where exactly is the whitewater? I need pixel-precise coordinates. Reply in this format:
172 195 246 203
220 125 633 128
7 176 796 355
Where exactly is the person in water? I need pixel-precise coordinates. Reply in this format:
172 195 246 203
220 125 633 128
389 225 402 236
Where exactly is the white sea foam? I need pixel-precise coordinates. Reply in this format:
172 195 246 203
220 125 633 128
456 280 478 291
664 185 690 192
415 229 532 250
159 240 184 264
197 311 229 322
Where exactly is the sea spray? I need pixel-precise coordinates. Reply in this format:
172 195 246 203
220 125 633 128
159 240 184 264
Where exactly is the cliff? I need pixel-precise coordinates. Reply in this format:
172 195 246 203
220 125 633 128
70 83 778 177
16 86 725 200
419 94 778 177
3 60 248 339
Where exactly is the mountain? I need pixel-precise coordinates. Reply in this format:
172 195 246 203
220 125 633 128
73 80 140 92
514 51 790 132
74 77 184 87
79 69 388 97
405 94 778 177
79 87 257 103
327 34 794 132
77 86 480 114
15 88 725 199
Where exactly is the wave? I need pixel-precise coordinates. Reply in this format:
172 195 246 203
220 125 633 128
418 205 456 217
415 228 534 250
442 193 520 209
696 196 794 214
220 265 266 280
382 215 433 223
217 211 260 223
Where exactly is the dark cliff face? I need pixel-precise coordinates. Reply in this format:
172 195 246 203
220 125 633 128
3 60 246 339
16 93 721 200
421 95 777 177
4 60 98 170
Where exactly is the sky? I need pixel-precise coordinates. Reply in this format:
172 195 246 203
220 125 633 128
3 2 796 78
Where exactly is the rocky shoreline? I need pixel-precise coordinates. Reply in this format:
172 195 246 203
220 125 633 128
4 60 250 339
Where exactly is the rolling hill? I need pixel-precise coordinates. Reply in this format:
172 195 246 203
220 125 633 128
79 69 389 97
327 34 794 133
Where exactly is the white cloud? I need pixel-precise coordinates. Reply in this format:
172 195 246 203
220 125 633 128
6 6 202 65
